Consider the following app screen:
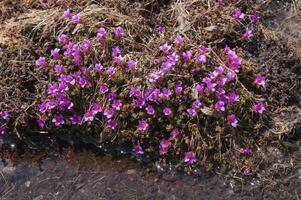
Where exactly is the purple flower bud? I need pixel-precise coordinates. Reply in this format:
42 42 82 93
184 151 197 164
181 51 193 62
63 9 72 19
52 114 65 126
240 147 251 155
171 128 179 138
227 114 238 127
252 102 265 114
175 81 183 95
163 107 172 116
128 60 137 70
36 57 47 68
71 14 81 24
114 27 125 39
112 99 122 111
112 47 122 57
195 83 205 95
79 76 88 88
114 55 123 65
133 144 144 155
232 8 245 20
196 54 207 64
54 64 64 74
254 74 265 86
145 105 155 115
104 108 115 119
226 71 236 82
243 167 252 176
242 28 253 40
174 35 184 46
51 48 61 60
187 108 197 117
90 102 103 115
249 14 260 24
215 100 225 111
159 139 171 154
157 25 165 34
70 115 82 125
137 120 149 131
99 83 109 94
159 43 172 55
160 87 172 98
107 119 118 130
94 63 103 72
228 92 239 104
0 127 6 135
58 34 69 45
0 111 9 120
107 66 116 76
192 100 202 109
37 118 46 128
83 111 94 122
133 98 145 109
97 27 106 43
81 39 91 54
107 92 117 101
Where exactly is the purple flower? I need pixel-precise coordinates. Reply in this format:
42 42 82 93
51 48 61 60
94 63 103 72
215 100 225 111
38 103 47 113
175 81 183 95
174 35 184 46
192 100 201 109
81 39 91 54
171 128 179 138
37 118 46 128
63 9 72 19
243 167 252 176
228 92 239 104
187 108 197 117
232 8 245 20
133 98 145 109
107 119 118 130
184 151 197 164
157 25 165 34
79 76 88 88
181 51 193 62
99 83 109 94
52 114 65 126
36 57 47 68
112 99 122 111
57 96 73 110
252 102 265 114
254 74 265 86
112 46 122 57
195 83 205 95
90 102 103 115
137 120 149 131
226 71 236 82
58 34 69 45
71 14 81 24
163 107 172 116
70 115 82 125
242 28 253 40
159 43 172 55
104 108 115 119
107 66 116 76
83 111 94 122
114 27 125 39
0 111 9 120
249 14 260 24
145 105 155 115
107 92 117 101
97 27 106 43
160 87 172 98
0 127 6 135
196 54 207 64
133 144 144 155
240 147 251 156
114 55 123 65
128 60 137 70
54 64 64 74
129 86 142 98
227 114 238 127
159 139 171 155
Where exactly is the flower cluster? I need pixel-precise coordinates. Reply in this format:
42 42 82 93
35 7 265 169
